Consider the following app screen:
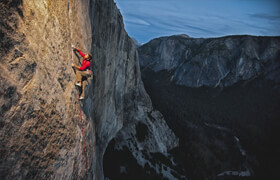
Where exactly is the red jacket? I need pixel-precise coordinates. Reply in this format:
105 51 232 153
77 49 91 71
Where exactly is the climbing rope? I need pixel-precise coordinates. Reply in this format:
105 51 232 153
68 0 88 178
77 87 88 180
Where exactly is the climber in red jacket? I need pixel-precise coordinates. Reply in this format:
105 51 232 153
72 46 92 100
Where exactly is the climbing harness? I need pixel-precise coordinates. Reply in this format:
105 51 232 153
77 87 88 180
86 69 93 76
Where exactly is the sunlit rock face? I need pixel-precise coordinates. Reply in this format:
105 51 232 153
139 34 280 88
0 0 177 179
0 0 94 179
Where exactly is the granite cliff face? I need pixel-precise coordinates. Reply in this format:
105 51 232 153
139 34 280 88
90 0 178 179
0 0 177 179
1 1 94 179
139 35 280 179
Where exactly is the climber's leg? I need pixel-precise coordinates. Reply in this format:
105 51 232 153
75 70 88 86
75 70 82 85
81 79 88 99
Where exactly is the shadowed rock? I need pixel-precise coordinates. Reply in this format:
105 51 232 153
139 34 280 179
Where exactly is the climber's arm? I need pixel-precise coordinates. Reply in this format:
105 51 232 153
72 45 85 58
79 61 90 71
75 48 85 58
72 63 80 70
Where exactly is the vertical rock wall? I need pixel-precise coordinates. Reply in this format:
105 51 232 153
1 0 178 179
0 0 94 179
90 0 178 179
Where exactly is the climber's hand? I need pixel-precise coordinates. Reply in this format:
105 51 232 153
71 63 75 67
72 45 78 51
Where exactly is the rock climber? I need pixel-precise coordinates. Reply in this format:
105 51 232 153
71 46 92 100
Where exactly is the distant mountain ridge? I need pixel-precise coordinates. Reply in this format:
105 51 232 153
139 34 280 88
138 34 280 179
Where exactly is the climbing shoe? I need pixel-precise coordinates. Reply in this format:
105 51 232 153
79 96 84 100
75 82 81 87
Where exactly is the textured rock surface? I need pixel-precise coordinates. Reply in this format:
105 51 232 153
139 34 280 87
0 0 178 179
0 0 95 179
90 0 178 179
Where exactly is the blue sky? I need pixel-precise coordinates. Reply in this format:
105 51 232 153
114 0 280 44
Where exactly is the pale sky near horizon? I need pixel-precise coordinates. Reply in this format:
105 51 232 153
114 0 280 44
